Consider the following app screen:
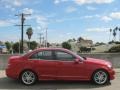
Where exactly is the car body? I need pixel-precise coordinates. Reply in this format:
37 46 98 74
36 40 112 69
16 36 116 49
6 48 115 85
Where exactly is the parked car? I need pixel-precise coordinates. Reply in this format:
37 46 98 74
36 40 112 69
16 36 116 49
6 48 115 85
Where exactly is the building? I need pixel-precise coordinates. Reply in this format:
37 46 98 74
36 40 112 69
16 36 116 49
68 37 93 53
77 37 93 47
0 45 7 54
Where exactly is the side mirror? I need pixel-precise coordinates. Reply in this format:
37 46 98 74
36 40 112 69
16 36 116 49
82 56 86 60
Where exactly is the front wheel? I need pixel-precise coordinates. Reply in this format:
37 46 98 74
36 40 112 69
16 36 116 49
92 70 109 85
20 70 37 85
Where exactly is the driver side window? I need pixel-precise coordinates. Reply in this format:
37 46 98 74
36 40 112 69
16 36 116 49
55 51 76 61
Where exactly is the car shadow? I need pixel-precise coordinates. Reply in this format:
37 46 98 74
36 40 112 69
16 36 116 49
0 77 111 89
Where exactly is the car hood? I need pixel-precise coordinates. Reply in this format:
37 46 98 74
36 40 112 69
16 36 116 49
85 57 111 66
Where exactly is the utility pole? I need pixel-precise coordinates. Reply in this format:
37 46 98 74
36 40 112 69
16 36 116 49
45 28 48 47
15 13 31 53
38 33 43 48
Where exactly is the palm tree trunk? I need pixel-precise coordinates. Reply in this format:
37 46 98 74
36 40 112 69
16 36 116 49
119 31 120 41
29 39 30 50
109 31 111 42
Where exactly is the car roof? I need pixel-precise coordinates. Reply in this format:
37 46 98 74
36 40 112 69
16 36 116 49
23 48 72 57
35 48 68 51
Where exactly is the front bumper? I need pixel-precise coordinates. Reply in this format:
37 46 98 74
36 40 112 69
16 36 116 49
109 69 115 80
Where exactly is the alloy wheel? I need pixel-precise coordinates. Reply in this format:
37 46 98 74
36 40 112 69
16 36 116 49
21 70 36 85
93 70 108 85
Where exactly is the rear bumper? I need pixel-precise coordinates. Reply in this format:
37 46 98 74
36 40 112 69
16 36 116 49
6 68 19 79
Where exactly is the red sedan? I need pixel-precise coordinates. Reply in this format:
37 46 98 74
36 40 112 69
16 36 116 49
6 48 115 85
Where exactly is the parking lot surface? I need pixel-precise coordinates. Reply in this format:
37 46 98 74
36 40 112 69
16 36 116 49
0 70 120 90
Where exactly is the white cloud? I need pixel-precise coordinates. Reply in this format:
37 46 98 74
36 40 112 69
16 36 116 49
101 12 120 22
2 0 22 7
86 6 96 10
0 19 17 27
83 14 100 19
54 0 60 4
53 17 81 23
86 27 109 32
54 0 68 4
66 6 77 13
66 32 72 35
83 15 93 19
36 15 48 28
13 0 22 7
101 16 112 22
5 5 16 11
23 8 34 14
110 12 120 19
74 0 114 5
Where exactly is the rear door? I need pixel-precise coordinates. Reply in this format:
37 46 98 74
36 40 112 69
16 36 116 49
29 50 57 80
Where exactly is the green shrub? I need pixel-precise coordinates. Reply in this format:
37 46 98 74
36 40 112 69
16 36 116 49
62 42 71 50
108 45 120 52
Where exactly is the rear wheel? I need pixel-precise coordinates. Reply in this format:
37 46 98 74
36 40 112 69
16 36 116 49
20 70 37 85
92 70 109 85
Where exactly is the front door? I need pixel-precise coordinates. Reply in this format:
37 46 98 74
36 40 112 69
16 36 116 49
54 50 86 80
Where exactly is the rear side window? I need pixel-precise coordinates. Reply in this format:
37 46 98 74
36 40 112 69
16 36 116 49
29 50 53 60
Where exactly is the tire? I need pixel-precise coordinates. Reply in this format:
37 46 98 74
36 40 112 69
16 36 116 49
20 70 37 85
92 70 109 85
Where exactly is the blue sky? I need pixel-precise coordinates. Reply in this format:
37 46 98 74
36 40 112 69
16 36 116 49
0 0 120 43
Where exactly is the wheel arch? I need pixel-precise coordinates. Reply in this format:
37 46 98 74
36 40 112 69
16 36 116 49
91 68 110 81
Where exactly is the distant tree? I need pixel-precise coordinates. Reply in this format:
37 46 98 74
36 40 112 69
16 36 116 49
47 42 50 47
26 27 33 49
109 28 112 42
68 38 76 42
78 37 84 42
0 41 4 45
108 40 114 44
79 46 91 53
95 42 106 46
5 41 11 52
12 42 20 53
27 41 38 50
73 38 76 41
68 39 73 42
113 27 118 41
108 45 120 53
62 42 71 50
119 28 120 41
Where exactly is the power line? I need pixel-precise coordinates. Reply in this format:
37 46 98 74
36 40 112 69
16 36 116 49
15 13 31 53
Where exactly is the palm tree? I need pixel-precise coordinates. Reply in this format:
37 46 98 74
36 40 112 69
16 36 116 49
113 27 118 41
109 28 112 42
26 27 33 50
